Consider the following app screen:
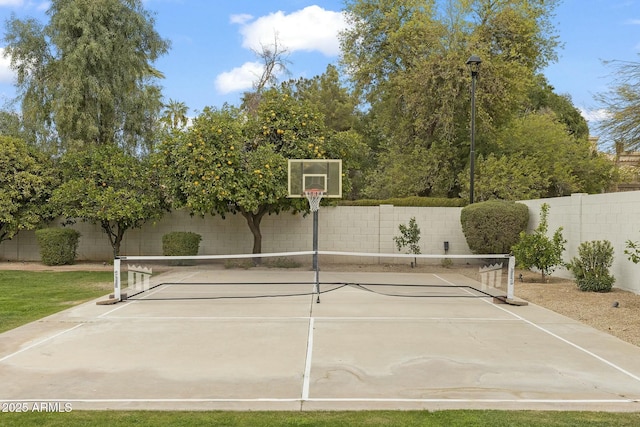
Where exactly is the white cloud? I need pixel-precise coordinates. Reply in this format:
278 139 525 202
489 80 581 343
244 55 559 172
0 48 15 84
237 5 347 56
0 0 24 6
580 108 611 123
214 6 348 95
214 61 264 94
230 14 253 25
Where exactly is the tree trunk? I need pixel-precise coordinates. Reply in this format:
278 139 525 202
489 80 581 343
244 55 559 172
241 206 268 263
102 220 127 258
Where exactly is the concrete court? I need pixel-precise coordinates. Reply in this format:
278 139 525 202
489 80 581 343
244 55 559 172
1 268 640 412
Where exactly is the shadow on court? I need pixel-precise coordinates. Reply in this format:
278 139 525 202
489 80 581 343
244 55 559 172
1 268 640 412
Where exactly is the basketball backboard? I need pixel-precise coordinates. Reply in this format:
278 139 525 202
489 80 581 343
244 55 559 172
287 159 342 198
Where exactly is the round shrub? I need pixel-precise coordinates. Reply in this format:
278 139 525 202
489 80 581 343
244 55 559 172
460 200 529 254
567 240 615 292
162 231 202 256
35 227 81 266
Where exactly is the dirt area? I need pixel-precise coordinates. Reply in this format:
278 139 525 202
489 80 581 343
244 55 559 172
1 260 639 348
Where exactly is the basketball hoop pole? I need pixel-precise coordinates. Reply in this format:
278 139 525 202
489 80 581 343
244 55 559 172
305 189 323 303
313 209 320 303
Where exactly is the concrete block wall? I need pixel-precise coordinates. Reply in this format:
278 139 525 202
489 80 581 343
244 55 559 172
520 191 640 293
0 205 471 264
4 192 640 294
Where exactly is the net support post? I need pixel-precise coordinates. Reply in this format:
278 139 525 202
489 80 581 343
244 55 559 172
507 255 515 300
114 258 121 301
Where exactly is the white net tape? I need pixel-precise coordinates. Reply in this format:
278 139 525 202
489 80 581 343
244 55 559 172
305 190 324 212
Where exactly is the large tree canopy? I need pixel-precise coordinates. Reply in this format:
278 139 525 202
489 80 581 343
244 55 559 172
458 112 615 201
51 144 170 256
3 0 169 154
161 86 367 254
0 136 58 243
596 57 640 151
340 0 563 199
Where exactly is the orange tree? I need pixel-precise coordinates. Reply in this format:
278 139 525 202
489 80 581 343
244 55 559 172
160 87 365 254
52 144 170 257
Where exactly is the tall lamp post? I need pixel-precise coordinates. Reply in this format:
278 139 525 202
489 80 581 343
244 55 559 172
466 55 481 204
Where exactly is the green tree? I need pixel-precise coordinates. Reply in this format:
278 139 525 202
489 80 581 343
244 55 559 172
286 64 359 132
340 0 562 198
3 0 169 154
458 112 616 201
596 57 640 151
51 144 169 257
160 99 189 131
161 87 365 254
0 136 58 243
512 203 566 282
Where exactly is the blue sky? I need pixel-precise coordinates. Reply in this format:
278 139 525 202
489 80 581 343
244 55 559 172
0 0 638 137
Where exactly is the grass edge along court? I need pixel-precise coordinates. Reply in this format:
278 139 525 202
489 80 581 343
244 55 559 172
0 270 113 334
1 409 640 426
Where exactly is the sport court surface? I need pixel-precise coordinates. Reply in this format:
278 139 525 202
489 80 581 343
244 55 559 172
2 266 640 412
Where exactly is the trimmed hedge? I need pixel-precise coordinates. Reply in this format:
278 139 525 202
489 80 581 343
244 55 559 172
162 231 202 256
35 227 81 266
460 200 529 254
339 197 466 207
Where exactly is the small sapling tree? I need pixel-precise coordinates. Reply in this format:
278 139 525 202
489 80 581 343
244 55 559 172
512 203 566 282
394 217 421 267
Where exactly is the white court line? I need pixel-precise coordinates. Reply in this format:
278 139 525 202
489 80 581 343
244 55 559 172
0 324 84 363
99 316 511 321
1 397 638 404
302 317 315 401
434 274 640 385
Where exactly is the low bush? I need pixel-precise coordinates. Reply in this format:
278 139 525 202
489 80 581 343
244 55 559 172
35 227 81 266
567 240 615 292
460 200 529 254
162 232 202 264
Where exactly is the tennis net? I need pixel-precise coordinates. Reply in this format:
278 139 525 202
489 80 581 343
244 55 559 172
111 251 516 303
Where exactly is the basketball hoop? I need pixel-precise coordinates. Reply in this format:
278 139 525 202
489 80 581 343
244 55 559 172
304 189 324 212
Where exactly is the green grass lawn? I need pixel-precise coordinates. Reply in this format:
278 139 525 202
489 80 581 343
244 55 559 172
1 270 639 426
0 270 113 333
1 409 640 426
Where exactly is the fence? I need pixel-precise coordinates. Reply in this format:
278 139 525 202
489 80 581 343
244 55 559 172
3 192 640 294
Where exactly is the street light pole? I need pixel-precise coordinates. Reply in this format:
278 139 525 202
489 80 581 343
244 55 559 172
466 55 481 205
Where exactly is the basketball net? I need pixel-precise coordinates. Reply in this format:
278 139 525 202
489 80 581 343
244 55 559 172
304 189 324 212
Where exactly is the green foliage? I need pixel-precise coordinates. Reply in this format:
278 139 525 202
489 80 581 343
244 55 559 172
625 238 640 264
512 203 566 281
342 0 562 198
596 59 640 152
160 87 364 254
394 217 421 255
340 197 466 207
459 112 616 201
567 240 615 292
0 136 58 243
162 232 202 256
35 227 80 266
4 0 169 153
460 200 529 254
51 144 169 257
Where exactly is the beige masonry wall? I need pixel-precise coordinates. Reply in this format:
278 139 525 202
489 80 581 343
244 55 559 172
4 191 640 294
520 192 640 294
0 205 470 263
